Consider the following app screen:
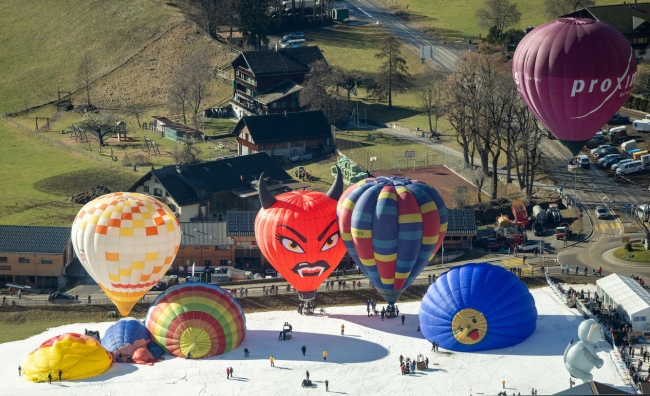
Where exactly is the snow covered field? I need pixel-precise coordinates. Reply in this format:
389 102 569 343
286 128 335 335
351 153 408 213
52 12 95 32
1 287 632 395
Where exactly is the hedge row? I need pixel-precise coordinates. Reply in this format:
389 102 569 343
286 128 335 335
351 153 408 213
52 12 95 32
624 95 650 113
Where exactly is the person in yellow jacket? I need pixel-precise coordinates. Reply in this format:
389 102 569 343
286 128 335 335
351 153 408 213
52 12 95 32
270 356 275 367
323 350 327 361
341 324 345 335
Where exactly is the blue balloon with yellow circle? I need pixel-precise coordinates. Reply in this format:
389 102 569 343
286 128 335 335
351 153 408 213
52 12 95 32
419 263 537 352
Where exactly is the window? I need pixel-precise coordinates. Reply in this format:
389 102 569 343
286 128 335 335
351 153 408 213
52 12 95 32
143 186 150 193
165 190 169 196
0 266 10 271
41 258 53 265
19 258 30 264
153 188 163 197
272 103 277 108
153 177 159 184
281 102 286 108
0 257 6 263
291 101 296 108
169 204 177 212
217 245 230 251
204 260 212 266
220 259 229 266
451 236 461 241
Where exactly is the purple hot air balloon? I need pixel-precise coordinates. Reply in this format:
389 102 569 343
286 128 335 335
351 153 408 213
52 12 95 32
512 18 636 155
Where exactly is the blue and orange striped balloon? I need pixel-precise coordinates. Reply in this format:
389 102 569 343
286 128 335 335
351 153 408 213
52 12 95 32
337 176 448 305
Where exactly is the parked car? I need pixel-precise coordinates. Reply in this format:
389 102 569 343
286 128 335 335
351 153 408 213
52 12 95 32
602 155 626 168
595 206 608 219
598 154 625 165
616 160 644 175
612 159 633 171
595 147 619 158
49 292 75 301
517 240 541 253
609 113 630 124
532 221 545 236
284 31 305 39
484 238 500 251
591 145 612 156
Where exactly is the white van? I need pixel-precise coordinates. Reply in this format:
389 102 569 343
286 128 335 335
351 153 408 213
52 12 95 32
642 154 650 167
616 160 644 175
576 154 590 169
280 39 306 48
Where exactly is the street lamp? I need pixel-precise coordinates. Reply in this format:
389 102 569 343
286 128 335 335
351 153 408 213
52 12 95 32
568 161 580 207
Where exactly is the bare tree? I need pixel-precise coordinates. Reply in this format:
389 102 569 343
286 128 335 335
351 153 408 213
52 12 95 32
370 35 410 109
171 141 203 164
512 104 545 198
338 73 362 101
122 101 155 128
77 52 95 107
168 68 190 124
416 70 447 135
476 0 522 36
80 113 117 148
300 60 352 125
185 50 212 126
544 0 594 18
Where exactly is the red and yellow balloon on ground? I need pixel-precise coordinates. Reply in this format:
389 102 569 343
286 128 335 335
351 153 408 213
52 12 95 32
71 192 181 316
145 283 246 358
22 333 113 382
254 170 346 301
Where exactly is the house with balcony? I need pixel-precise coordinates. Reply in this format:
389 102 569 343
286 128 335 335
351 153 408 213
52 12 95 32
128 152 309 222
563 3 650 60
233 110 334 160
229 46 325 118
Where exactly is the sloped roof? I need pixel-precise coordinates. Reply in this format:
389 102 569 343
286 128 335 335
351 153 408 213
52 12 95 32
554 380 630 395
564 4 650 35
446 209 477 236
256 80 303 105
237 46 325 76
180 222 231 245
129 152 293 205
226 211 257 236
0 226 71 254
596 273 650 316
151 116 202 135
234 110 332 144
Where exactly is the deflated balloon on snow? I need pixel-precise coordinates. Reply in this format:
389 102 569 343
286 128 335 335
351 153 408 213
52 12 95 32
22 333 113 382
145 283 246 359
419 263 537 352
101 318 164 364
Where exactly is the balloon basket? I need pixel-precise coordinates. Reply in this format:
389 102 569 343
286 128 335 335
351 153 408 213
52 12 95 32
298 291 316 301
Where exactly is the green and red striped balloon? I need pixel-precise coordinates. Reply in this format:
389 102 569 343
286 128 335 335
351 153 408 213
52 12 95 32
337 176 447 305
145 283 246 359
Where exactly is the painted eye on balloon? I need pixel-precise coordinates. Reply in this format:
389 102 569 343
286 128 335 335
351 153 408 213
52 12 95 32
279 236 304 253
321 233 339 251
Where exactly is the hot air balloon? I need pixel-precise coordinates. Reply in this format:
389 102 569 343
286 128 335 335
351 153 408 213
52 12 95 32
71 192 181 316
419 263 537 352
145 282 246 359
337 176 447 306
101 318 165 364
512 18 636 155
22 333 113 382
254 169 346 301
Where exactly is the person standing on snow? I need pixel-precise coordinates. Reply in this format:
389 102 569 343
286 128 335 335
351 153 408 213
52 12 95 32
502 380 505 389
400 363 405 375
325 380 329 391
341 324 345 335
323 350 327 361
278 331 283 342
399 355 404 365
244 347 250 358
230 367 234 378
401 314 405 325
306 370 310 380
270 356 275 367
302 345 307 356
425 357 429 369
18 365 21 376
48 373 52 384
226 367 230 379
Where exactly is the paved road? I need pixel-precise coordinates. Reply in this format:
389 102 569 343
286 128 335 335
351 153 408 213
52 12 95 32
335 0 463 72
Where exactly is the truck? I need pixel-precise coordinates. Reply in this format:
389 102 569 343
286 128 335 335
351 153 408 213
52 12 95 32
621 140 638 154
547 203 561 224
151 275 178 291
633 115 650 132
532 205 547 223
511 200 529 228
555 223 573 240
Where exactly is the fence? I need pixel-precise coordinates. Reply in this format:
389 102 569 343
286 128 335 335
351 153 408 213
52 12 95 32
441 147 494 199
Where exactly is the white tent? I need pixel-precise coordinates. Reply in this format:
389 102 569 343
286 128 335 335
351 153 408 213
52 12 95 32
596 273 650 332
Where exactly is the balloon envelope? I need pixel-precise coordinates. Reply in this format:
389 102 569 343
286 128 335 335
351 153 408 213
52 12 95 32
337 177 447 304
71 192 181 316
419 263 537 352
512 18 636 155
255 190 346 300
101 318 165 362
145 282 246 359
22 333 113 382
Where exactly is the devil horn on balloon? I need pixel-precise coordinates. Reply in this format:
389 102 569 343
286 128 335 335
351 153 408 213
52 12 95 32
257 173 277 209
326 166 343 200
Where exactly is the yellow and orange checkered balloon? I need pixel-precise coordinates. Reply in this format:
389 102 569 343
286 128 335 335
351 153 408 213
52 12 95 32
71 192 181 316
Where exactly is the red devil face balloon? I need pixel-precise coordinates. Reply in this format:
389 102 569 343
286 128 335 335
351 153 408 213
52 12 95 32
254 171 346 300
512 18 636 155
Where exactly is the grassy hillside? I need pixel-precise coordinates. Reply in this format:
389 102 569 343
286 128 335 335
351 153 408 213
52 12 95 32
377 0 624 38
0 0 184 113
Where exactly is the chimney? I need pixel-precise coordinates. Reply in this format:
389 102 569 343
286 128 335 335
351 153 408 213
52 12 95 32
284 111 287 117
176 165 181 174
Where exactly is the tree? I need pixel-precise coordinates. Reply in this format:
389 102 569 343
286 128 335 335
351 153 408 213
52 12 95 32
416 70 447 135
171 141 203 164
80 113 116 148
484 26 525 46
371 36 410 109
338 73 362 101
77 52 95 107
475 0 521 41
185 50 212 126
642 75 650 101
544 0 594 19
239 0 270 50
121 101 154 128
168 68 190 125
300 60 352 125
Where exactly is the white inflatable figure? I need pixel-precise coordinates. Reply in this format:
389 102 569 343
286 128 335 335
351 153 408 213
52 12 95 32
563 319 605 382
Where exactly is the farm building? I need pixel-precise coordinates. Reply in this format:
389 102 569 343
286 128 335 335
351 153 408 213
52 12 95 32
150 116 205 142
233 110 334 160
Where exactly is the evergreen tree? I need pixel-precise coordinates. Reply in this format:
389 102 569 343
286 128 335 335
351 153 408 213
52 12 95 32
239 0 270 50
370 35 410 109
